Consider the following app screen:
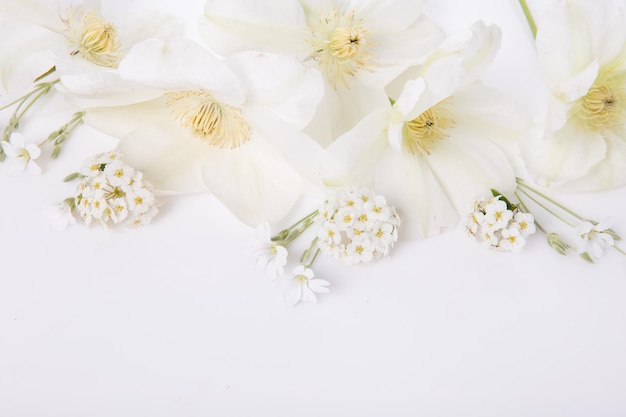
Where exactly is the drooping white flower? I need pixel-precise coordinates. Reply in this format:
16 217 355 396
199 0 444 145
61 38 324 226
316 186 400 265
1 133 41 175
248 222 289 278
528 0 626 191
321 21 524 239
282 265 330 306
0 0 181 92
575 220 615 263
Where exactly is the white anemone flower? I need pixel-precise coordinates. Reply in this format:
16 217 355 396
0 0 181 92
199 0 444 146
61 38 324 226
529 0 626 191
320 22 524 239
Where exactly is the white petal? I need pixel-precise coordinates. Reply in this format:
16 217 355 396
308 279 330 294
225 51 323 129
119 38 245 105
532 121 607 187
554 60 599 103
283 282 303 306
200 138 303 226
200 0 309 57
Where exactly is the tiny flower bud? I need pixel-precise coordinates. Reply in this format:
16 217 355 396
547 232 571 256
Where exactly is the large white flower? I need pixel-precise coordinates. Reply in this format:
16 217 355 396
528 0 626 190
61 38 324 226
0 0 180 93
199 0 444 146
320 22 524 239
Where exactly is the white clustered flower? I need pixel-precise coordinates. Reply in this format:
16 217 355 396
316 187 400 266
73 151 157 227
283 265 330 306
575 220 615 263
465 195 536 253
248 222 288 278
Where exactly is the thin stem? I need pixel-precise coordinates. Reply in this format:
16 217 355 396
516 178 585 222
518 187 576 228
515 191 547 234
272 209 319 245
518 0 537 38
614 245 626 256
300 237 319 265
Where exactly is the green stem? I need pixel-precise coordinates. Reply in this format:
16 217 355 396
518 0 537 38
517 187 576 228
272 209 319 245
614 245 626 256
516 178 585 223
300 237 319 266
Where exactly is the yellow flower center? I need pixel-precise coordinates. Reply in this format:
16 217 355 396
402 99 455 156
63 7 121 68
573 82 626 132
309 9 375 89
165 90 251 149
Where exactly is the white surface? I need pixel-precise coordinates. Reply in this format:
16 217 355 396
1 1 626 416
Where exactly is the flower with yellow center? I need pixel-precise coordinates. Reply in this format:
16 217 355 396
62 38 324 226
62 7 121 68
321 21 523 239
0 0 180 93
199 0 444 145
530 0 626 191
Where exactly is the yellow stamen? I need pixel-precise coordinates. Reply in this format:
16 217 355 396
165 90 251 149
402 99 455 156
62 7 121 68
309 9 376 89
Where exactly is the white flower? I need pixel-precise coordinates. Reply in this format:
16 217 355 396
1 133 41 175
0 0 181 92
199 0 444 145
248 223 289 279
282 265 330 306
321 21 524 239
72 152 158 227
465 194 536 253
61 38 324 226
43 200 76 231
529 0 626 191
576 220 615 263
316 187 400 265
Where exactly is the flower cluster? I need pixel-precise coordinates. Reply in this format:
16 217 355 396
465 194 536 253
317 187 400 265
68 152 158 227
249 186 400 305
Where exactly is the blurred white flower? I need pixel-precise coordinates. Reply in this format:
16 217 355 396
248 223 289 278
576 220 615 263
61 38 324 226
321 21 524 239
43 200 76 231
282 265 330 306
529 0 626 191
199 0 444 145
1 133 41 175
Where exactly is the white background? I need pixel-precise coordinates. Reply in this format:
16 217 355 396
1 0 626 416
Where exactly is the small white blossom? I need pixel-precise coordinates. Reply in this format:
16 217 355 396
282 265 330 306
248 222 288 278
576 220 615 263
465 195 536 253
71 152 158 227
316 187 400 265
1 133 41 175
